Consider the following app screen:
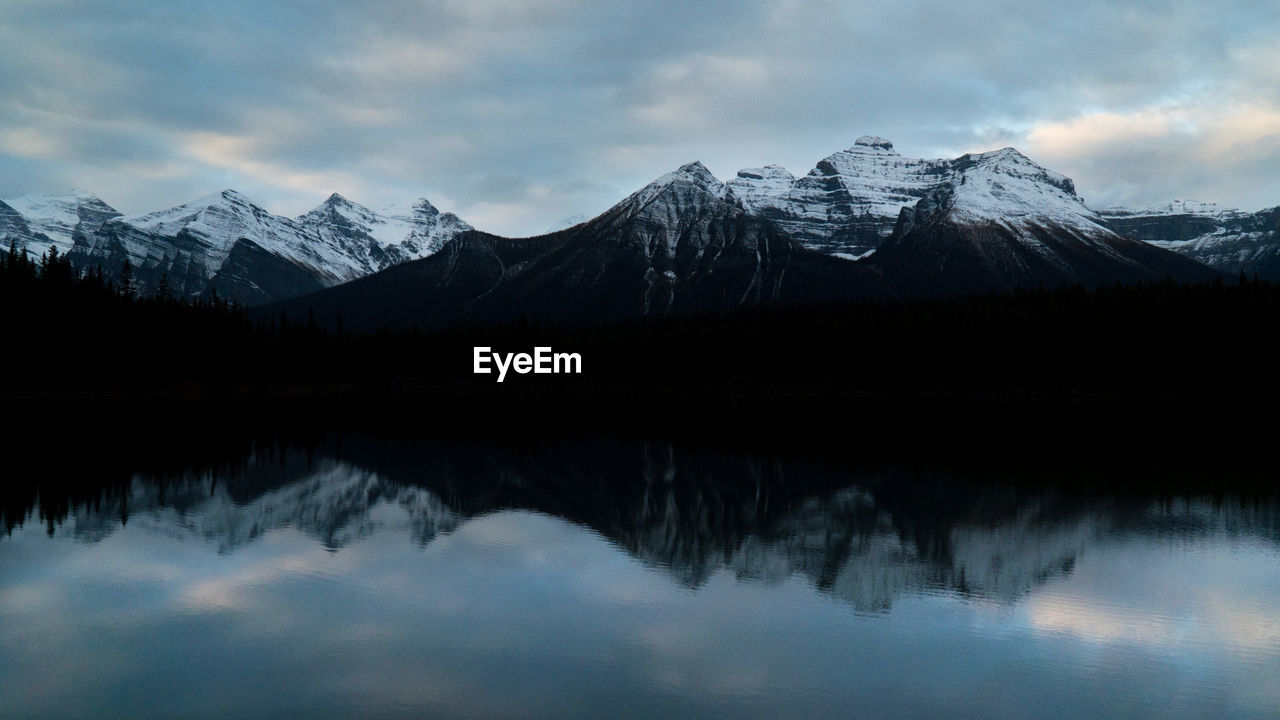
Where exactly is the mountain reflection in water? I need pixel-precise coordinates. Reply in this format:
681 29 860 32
9 435 1278 613
3 433 1279 720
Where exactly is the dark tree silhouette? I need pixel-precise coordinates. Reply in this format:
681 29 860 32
119 258 135 298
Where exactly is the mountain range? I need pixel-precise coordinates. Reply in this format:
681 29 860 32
268 142 1219 329
1100 200 1280 281
4 136 1276 324
1 189 471 305
271 160 881 329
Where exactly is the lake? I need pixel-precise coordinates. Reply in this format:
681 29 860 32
2 432 1278 719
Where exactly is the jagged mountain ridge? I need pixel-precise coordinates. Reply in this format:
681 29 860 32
6 135 1258 312
1101 202 1280 281
64 189 471 305
869 148 1219 295
269 147 1216 328
302 193 473 270
266 161 883 330
726 136 1149 262
729 136 964 258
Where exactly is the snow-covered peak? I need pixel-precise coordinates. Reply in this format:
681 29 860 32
612 160 735 221
207 188 250 205
118 188 274 237
382 197 443 223
68 187 474 303
320 192 357 208
734 165 795 182
666 160 728 193
301 193 416 249
3 190 121 255
927 149 1107 235
959 147 1077 196
545 214 591 233
302 192 471 265
6 189 107 213
728 165 796 214
375 197 472 258
852 136 897 153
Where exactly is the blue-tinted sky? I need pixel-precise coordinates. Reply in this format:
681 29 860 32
2 0 1278 234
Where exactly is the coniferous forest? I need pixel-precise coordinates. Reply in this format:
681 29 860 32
5 243 1280 453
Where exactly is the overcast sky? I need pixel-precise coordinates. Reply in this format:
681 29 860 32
2 0 1278 235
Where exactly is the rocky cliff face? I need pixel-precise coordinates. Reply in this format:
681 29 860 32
1101 202 1280 281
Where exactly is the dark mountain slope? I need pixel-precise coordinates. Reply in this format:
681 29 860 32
269 162 883 330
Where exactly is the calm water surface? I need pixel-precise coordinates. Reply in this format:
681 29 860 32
2 436 1278 719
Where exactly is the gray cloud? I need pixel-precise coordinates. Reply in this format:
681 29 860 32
1 0 1278 233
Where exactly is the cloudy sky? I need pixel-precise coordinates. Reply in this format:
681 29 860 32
1 0 1278 235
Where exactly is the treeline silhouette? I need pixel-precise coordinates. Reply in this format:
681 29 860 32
6 243 1279 402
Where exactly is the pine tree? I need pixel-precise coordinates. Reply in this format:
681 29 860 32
119 258 135 297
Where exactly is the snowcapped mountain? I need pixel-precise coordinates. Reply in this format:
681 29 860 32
299 193 473 277
268 161 881 330
378 198 472 259
1101 202 1280 281
725 136 1237 281
729 136 954 258
7 135 1247 311
301 193 418 277
66 189 471 305
545 214 591 234
70 189 335 305
268 147 1225 328
1 191 120 259
870 148 1218 294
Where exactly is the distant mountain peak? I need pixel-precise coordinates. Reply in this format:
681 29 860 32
545 214 591 233
66 187 473 306
628 161 723 193
736 165 795 181
677 159 710 172
380 197 443 221
410 197 442 217
1102 199 1242 218
853 136 896 152
958 147 1078 197
612 161 735 223
2 190 122 257
9 188 102 204
964 147 1046 173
